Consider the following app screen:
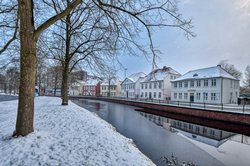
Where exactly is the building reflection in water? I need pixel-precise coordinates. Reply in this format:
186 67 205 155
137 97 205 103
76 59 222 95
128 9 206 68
139 112 250 147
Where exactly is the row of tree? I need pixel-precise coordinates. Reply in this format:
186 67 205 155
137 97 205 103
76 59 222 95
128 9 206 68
0 0 194 136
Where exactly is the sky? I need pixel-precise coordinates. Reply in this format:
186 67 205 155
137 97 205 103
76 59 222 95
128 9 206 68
118 0 250 80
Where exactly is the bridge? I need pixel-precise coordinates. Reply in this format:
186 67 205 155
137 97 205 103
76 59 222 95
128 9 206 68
70 96 250 136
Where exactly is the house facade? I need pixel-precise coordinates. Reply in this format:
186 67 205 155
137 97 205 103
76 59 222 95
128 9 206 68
120 72 146 98
100 78 121 97
140 66 181 100
171 65 240 104
82 78 101 96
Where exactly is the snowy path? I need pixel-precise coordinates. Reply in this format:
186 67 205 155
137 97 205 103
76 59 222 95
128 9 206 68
0 97 154 166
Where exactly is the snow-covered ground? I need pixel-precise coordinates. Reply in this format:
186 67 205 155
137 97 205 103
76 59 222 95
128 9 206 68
0 96 154 166
178 133 250 166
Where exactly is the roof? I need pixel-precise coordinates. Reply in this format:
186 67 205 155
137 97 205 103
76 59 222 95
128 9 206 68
84 78 100 86
128 72 146 82
173 66 238 82
142 66 181 82
100 78 117 86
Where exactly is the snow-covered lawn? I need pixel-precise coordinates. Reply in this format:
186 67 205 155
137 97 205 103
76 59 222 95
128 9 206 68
0 96 154 166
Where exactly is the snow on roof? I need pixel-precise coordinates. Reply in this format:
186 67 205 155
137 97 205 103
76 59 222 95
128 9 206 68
101 78 117 86
85 78 100 86
173 66 238 82
127 72 146 83
142 66 181 82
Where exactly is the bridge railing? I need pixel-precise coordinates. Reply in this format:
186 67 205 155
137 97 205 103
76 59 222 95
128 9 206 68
92 96 250 114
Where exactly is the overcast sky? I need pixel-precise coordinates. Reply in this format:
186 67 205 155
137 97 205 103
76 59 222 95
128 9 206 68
118 0 250 80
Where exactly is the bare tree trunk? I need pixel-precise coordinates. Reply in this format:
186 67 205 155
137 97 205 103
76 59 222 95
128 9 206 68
54 72 58 96
61 62 69 105
61 13 71 105
14 0 36 136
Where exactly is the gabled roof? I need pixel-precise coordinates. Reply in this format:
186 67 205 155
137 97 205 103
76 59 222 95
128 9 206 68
84 78 100 86
121 72 146 84
128 72 146 82
142 66 181 82
173 65 238 82
100 78 117 86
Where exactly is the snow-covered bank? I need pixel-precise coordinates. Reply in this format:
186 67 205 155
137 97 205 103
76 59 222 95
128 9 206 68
177 133 250 166
0 96 154 166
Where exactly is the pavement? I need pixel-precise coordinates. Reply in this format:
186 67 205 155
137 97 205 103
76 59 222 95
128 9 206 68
0 95 18 102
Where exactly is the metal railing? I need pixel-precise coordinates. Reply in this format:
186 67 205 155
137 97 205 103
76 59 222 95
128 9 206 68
83 96 250 114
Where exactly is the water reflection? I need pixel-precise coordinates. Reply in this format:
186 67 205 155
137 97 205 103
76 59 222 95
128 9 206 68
139 112 235 147
72 99 250 166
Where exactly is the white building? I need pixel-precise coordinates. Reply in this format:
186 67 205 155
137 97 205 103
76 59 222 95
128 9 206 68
171 65 240 104
140 66 181 100
120 72 146 98
100 78 121 97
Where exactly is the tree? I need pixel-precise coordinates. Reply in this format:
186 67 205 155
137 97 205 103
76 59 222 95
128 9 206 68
1 0 194 136
243 65 250 88
219 61 242 79
43 0 194 105
14 0 82 136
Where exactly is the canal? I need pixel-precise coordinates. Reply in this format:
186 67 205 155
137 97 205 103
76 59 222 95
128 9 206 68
72 99 250 166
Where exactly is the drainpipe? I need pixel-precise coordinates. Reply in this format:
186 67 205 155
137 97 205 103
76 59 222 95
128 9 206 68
221 78 223 104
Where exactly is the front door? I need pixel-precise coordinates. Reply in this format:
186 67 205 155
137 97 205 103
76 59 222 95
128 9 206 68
190 93 194 102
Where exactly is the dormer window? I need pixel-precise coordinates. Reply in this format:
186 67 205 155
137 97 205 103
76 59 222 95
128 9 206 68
193 73 198 77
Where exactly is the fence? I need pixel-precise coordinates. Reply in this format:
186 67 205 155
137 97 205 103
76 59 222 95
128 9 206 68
90 96 250 114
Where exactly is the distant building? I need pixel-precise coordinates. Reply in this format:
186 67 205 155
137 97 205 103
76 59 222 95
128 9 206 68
120 72 146 98
82 78 101 96
69 70 87 96
140 66 181 100
171 65 240 104
100 78 121 97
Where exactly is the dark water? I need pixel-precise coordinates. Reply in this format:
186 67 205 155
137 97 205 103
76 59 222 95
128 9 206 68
72 99 250 166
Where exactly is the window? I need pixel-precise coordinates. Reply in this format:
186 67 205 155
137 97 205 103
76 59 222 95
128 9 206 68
179 82 182 88
174 82 177 88
159 92 162 98
149 92 152 98
149 83 152 89
179 93 182 99
196 93 201 100
203 128 207 134
184 81 188 88
145 83 148 89
211 93 216 101
196 127 200 133
184 93 188 100
189 124 193 130
190 81 194 87
141 92 144 97
234 81 238 89
211 79 216 87
184 123 187 129
141 84 143 89
145 92 147 97
197 80 201 87
203 92 208 101
154 82 157 89
174 93 177 99
153 92 156 98
210 130 215 136
171 75 173 80
204 80 208 87
159 81 162 89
